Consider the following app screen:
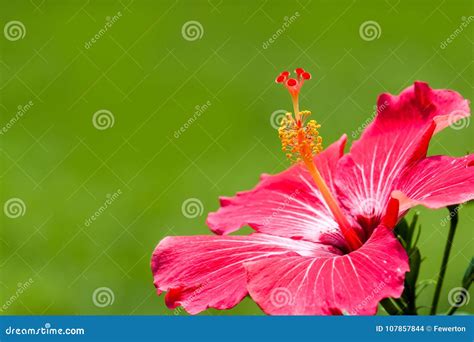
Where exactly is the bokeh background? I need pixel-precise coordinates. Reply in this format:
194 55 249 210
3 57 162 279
0 0 472 315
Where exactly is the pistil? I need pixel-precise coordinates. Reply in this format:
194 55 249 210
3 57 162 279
276 68 362 251
300 151 363 251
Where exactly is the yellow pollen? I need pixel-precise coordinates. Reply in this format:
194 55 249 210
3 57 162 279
278 111 323 163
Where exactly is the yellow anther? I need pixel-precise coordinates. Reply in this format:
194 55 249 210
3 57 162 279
278 111 323 163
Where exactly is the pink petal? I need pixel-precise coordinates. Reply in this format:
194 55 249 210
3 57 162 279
336 126 433 230
151 233 337 314
335 82 469 228
207 135 351 246
374 81 470 135
245 226 409 315
393 154 474 212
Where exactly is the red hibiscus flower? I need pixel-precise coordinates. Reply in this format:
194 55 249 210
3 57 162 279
151 69 473 315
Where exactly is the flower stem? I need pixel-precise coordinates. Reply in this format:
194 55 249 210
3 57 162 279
430 205 459 315
380 298 401 315
446 304 460 315
301 154 362 251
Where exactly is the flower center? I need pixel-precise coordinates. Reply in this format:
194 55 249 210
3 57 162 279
276 68 362 251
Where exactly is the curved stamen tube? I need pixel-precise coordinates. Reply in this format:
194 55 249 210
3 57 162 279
276 68 363 251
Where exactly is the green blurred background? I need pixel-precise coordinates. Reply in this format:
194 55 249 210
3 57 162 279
0 0 472 315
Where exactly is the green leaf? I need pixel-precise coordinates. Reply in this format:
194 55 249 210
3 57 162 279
407 212 419 248
396 213 423 314
395 213 420 251
394 218 409 246
407 248 421 287
403 247 421 314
